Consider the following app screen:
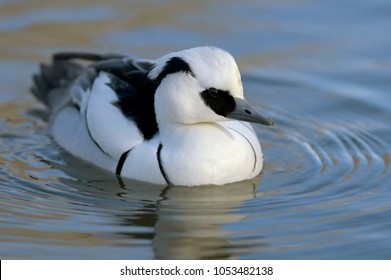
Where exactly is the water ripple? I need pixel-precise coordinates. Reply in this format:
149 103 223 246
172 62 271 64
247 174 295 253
1 69 391 259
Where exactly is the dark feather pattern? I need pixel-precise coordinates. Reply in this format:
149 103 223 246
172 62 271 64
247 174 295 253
106 72 158 140
152 56 194 85
32 52 160 140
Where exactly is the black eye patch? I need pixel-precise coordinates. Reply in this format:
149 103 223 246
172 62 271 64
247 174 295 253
200 88 235 117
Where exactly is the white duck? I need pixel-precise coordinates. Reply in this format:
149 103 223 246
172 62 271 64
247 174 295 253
32 46 273 186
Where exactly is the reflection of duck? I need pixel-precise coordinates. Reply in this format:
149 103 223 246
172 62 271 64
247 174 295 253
153 179 263 259
55 153 266 259
32 47 273 186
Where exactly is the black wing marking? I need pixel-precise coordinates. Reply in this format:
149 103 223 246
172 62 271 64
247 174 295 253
31 52 158 139
106 72 158 140
33 52 160 140
86 55 159 140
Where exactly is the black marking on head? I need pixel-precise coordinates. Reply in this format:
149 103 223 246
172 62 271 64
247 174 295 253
200 87 236 117
106 73 158 140
152 57 194 85
116 148 133 176
157 143 173 186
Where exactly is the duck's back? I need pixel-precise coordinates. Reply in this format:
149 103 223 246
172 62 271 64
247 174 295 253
32 52 159 173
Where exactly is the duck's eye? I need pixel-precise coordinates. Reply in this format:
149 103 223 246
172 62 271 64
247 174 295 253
200 88 235 117
208 88 222 98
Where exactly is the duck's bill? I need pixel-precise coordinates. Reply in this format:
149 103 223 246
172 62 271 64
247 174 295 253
226 97 274 126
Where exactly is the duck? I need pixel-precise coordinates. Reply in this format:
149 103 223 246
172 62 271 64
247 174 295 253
32 46 273 186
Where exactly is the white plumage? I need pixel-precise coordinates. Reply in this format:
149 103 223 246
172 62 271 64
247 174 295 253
32 46 273 186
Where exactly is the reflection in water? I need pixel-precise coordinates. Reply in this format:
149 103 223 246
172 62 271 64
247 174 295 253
1 65 391 259
59 153 264 259
153 181 261 259
1 0 391 260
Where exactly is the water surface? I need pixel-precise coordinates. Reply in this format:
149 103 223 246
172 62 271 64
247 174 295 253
1 0 391 259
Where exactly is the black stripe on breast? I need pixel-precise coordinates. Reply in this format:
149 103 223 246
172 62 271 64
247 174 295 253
227 127 257 172
85 103 110 157
116 148 133 176
157 143 173 186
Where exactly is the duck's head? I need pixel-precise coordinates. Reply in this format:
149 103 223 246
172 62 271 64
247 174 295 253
149 46 273 127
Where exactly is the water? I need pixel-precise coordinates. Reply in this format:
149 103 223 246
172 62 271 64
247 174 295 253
1 0 391 259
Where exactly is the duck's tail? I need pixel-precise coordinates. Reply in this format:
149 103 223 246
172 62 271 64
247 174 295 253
31 52 127 107
31 56 85 107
